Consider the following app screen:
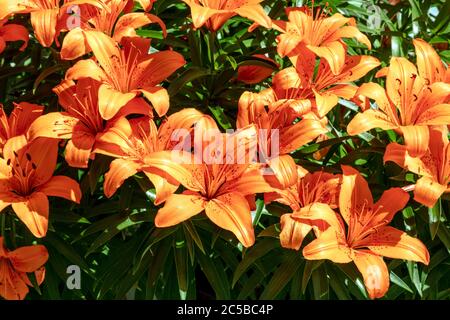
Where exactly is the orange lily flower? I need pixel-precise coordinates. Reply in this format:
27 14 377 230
60 0 166 60
303 165 430 299
265 55 380 119
347 57 450 157
237 90 328 187
0 0 105 47
0 18 28 53
144 121 278 247
182 0 271 32
27 78 151 168
0 136 81 237
65 32 185 120
0 237 48 300
94 109 209 204
136 0 156 11
275 6 371 75
236 54 278 85
265 168 341 250
384 126 450 208
0 102 43 151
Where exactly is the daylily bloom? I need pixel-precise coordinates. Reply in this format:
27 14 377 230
94 109 209 204
65 32 185 120
60 0 166 60
264 55 380 119
303 165 430 299
0 237 48 300
265 168 341 250
145 121 278 247
0 102 43 152
275 6 371 75
0 136 81 237
182 0 271 32
347 57 450 157
236 54 278 84
0 0 105 47
0 18 28 54
384 126 450 208
27 78 151 168
237 90 328 188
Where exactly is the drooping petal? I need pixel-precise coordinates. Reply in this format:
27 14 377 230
353 251 389 299
0 23 29 51
267 155 298 188
399 125 429 157
103 159 141 198
413 176 447 208
38 176 81 203
140 87 170 117
384 142 434 177
154 192 206 227
12 192 49 238
280 214 312 250
65 59 108 82
60 27 90 60
413 38 446 83
64 129 96 168
205 192 255 247
359 226 430 265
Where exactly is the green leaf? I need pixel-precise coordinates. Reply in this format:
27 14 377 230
428 199 442 240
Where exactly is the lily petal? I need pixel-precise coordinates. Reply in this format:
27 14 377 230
353 251 389 299
155 192 205 227
12 192 49 238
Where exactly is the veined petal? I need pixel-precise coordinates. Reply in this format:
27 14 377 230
347 109 397 135
384 142 433 177
414 176 447 208
280 214 312 250
307 41 346 75
27 112 77 141
359 226 430 265
38 176 81 204
104 159 141 198
205 192 255 247
30 9 58 47
155 192 205 227
326 25 371 49
291 203 342 232
339 165 373 225
415 104 450 126
12 192 49 238
313 89 338 118
65 129 96 168
353 251 389 299
399 125 429 157
28 138 59 186
280 119 327 154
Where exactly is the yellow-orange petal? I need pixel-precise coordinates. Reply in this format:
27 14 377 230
155 192 205 227
353 250 389 299
205 192 255 247
12 192 49 238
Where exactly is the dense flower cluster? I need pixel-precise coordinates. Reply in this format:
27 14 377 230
0 0 448 300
